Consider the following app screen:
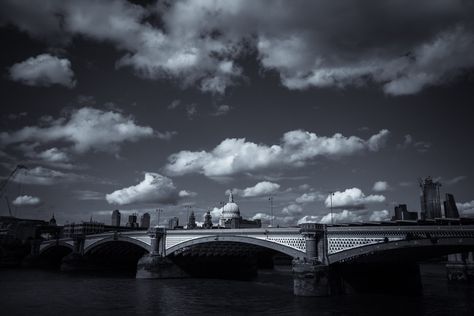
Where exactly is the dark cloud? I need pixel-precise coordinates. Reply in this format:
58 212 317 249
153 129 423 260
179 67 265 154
2 0 473 95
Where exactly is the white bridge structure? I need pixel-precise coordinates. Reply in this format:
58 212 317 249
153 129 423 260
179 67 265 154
39 224 474 264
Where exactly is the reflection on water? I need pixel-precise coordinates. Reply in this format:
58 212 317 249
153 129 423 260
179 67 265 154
0 264 473 316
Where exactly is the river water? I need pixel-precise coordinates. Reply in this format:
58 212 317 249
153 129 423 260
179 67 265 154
0 264 473 316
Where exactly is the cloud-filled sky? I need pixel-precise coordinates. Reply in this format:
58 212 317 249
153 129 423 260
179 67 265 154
1 0 473 226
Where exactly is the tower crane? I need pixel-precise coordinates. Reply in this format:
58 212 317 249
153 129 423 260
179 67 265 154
0 164 28 217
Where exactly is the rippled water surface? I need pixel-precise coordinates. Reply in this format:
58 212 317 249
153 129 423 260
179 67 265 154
1 264 473 316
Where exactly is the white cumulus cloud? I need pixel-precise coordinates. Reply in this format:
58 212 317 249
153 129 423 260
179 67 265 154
320 210 363 224
179 190 197 198
281 204 303 216
164 129 389 178
9 54 76 88
457 200 474 216
295 192 325 204
0 107 154 154
373 181 391 192
231 181 280 198
12 195 41 206
325 188 385 210
369 210 391 221
106 173 180 206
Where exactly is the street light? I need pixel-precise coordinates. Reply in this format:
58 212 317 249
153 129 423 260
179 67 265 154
327 191 335 225
268 195 274 227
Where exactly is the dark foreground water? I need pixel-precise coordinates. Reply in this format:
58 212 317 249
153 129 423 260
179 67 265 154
0 264 473 316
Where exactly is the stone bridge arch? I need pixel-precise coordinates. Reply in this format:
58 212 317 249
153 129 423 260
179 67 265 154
83 235 151 255
166 235 306 258
39 241 74 255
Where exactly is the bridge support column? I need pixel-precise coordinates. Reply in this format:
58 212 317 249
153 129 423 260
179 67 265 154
21 238 42 267
136 228 187 279
60 236 88 272
446 252 474 282
293 224 341 296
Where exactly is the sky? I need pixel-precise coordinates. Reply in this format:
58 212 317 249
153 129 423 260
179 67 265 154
1 0 474 226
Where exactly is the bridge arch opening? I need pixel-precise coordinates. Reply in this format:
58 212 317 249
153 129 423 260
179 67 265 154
39 245 73 268
167 240 294 279
83 240 149 273
330 240 474 295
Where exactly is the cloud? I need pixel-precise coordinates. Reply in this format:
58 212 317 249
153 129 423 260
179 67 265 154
295 192 325 204
281 204 303 216
12 195 41 206
297 215 321 225
186 103 197 119
445 176 467 186
164 129 390 177
211 105 232 116
320 210 363 224
4 1 473 95
168 100 181 109
10 166 88 185
210 206 223 219
457 201 474 216
0 107 154 154
73 190 104 201
106 172 180 205
179 190 197 198
372 181 391 192
369 210 390 221
251 212 274 221
325 188 385 210
9 54 76 88
231 181 280 198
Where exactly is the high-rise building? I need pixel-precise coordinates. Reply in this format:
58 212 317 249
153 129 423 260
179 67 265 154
187 211 197 229
203 211 213 229
111 210 121 227
140 212 150 229
419 177 442 219
127 213 138 228
392 204 418 221
168 217 179 229
443 193 460 218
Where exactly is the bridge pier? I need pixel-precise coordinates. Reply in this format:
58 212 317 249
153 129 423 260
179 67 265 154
293 224 342 296
446 252 474 282
136 228 187 279
60 236 89 272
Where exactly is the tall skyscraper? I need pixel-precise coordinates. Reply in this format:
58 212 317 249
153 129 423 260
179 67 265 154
392 204 418 221
127 213 138 228
111 209 121 226
140 212 150 228
168 217 179 229
443 193 460 218
203 211 213 229
419 177 442 219
187 211 197 229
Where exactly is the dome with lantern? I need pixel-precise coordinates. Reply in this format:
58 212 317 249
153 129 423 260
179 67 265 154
219 191 241 226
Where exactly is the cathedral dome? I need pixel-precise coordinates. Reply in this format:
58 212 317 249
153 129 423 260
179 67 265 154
221 191 241 220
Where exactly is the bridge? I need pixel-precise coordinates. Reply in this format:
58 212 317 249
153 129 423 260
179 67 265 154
36 224 474 296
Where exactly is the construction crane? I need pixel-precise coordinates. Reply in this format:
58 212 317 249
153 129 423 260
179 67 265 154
0 164 28 217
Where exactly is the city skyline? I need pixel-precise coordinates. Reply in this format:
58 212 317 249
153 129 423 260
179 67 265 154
1 0 474 226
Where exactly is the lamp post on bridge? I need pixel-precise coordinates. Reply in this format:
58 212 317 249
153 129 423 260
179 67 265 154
268 195 274 227
327 191 335 225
